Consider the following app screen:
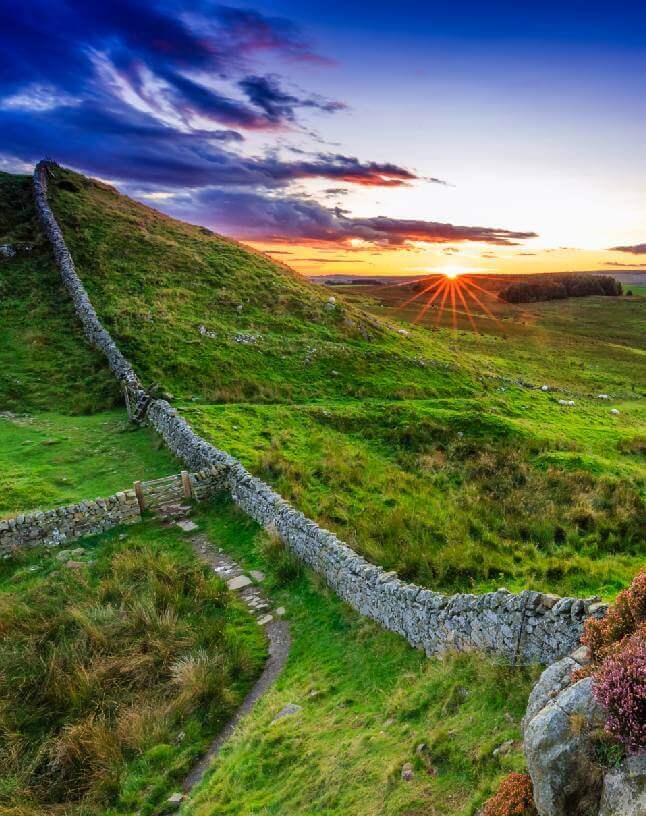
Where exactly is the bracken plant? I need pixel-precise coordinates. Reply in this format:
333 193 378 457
482 772 538 816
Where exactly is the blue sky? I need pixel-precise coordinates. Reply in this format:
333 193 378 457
2 1 645 275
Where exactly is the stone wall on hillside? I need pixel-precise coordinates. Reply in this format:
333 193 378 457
33 161 142 391
0 468 226 555
0 490 140 555
33 161 608 665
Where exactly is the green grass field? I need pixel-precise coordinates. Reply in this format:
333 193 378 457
0 411 178 517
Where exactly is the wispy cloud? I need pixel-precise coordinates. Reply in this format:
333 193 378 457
608 243 646 255
160 188 537 249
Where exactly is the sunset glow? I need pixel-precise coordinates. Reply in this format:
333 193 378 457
2 2 645 280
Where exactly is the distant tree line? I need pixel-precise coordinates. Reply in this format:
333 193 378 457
326 278 385 286
499 274 622 303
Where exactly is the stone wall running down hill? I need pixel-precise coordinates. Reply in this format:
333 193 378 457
33 160 607 665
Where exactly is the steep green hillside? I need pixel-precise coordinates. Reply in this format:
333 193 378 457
41 165 644 599
0 172 118 414
0 172 178 514
47 167 471 403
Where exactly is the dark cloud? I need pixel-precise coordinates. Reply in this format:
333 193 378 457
238 75 345 123
608 243 646 255
604 261 646 267
0 1 336 134
0 1 535 251
160 188 537 248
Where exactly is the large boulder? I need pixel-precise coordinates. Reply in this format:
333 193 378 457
599 753 646 816
524 677 606 816
522 656 578 734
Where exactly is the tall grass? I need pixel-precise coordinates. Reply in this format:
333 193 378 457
0 525 265 815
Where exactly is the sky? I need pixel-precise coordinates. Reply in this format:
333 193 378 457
1 1 645 277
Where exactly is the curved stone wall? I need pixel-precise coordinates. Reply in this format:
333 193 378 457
33 160 607 665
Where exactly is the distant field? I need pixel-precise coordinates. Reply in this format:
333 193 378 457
336 276 644 396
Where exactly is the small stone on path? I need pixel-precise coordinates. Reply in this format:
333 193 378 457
167 792 184 805
275 607 286 616
250 569 265 582
257 613 273 626
176 519 199 532
65 560 85 569
227 574 252 590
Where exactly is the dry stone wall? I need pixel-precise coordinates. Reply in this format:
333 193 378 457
0 490 140 555
0 468 226 555
33 160 608 665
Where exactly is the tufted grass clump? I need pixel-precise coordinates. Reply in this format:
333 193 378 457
0 522 265 815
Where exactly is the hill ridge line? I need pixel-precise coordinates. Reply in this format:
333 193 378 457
33 160 607 665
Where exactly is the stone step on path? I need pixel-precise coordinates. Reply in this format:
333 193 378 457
189 534 285 627
150 506 291 808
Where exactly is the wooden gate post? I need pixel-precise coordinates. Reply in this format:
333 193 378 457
133 480 146 513
181 471 193 500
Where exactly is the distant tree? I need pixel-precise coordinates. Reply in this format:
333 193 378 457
499 274 622 303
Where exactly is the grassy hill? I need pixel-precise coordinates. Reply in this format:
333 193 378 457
1 164 643 816
47 167 468 404
36 165 645 599
0 172 178 514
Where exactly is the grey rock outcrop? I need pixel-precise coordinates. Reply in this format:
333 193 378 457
525 677 606 816
599 753 646 816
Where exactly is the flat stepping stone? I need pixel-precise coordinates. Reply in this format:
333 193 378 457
275 607 286 616
176 519 199 532
227 575 252 591
271 703 302 724
250 570 265 582
257 613 273 626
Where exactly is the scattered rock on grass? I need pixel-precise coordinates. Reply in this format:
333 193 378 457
401 762 414 781
271 703 302 724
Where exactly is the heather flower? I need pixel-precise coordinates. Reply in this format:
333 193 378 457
582 569 645 664
593 625 646 755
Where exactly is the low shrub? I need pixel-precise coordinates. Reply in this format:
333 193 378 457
483 772 538 816
0 530 264 814
592 625 646 755
582 569 645 664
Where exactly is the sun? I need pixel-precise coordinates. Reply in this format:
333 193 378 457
442 265 463 279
